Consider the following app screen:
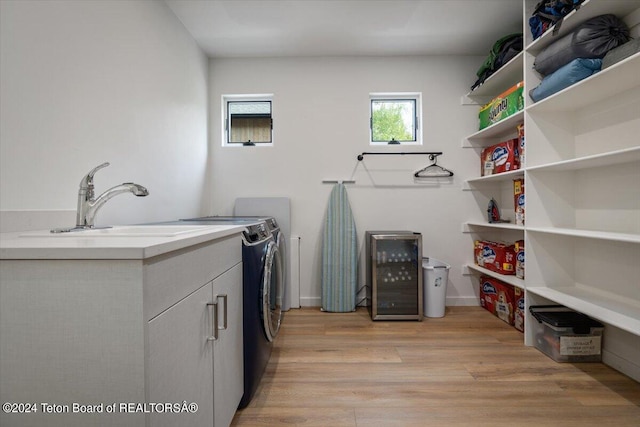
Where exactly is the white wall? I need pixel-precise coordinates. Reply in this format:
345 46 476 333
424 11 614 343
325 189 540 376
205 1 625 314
207 56 484 306
0 0 209 231
1 2 487 306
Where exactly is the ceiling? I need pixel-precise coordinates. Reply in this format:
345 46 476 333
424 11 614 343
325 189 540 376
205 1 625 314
164 0 523 58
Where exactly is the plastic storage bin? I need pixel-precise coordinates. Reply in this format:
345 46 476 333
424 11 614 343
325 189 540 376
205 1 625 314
530 306 604 363
422 257 450 318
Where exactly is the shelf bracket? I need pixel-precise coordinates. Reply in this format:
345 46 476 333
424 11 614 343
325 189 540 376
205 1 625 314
460 94 492 106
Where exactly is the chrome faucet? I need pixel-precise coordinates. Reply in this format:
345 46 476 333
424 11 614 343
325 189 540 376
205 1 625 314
75 162 149 228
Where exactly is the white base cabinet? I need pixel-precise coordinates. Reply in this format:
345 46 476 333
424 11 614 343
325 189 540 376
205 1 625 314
464 0 640 381
148 263 243 427
0 234 243 427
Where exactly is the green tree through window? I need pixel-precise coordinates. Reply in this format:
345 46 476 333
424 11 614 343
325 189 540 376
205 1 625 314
371 100 415 143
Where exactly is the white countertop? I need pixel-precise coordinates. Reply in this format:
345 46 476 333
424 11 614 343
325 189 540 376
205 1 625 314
0 225 245 260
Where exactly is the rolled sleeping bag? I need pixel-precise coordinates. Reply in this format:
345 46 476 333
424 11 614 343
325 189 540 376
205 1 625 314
534 14 629 76
530 58 602 103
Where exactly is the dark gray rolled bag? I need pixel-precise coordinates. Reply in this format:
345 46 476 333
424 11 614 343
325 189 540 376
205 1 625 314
534 14 630 76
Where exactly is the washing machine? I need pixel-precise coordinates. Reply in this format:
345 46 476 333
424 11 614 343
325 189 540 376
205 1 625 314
178 216 284 408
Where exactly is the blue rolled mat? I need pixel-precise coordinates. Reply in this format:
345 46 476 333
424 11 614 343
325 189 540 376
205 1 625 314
530 58 602 103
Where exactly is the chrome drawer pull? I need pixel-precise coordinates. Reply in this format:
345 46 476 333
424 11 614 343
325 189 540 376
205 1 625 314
217 294 228 331
207 301 218 341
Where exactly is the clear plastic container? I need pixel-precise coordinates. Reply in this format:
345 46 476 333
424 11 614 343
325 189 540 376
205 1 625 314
530 306 604 363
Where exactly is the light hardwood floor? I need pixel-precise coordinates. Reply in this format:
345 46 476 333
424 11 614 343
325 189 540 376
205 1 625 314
231 306 640 426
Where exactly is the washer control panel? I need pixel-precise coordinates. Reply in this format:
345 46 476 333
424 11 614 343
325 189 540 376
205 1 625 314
244 222 270 243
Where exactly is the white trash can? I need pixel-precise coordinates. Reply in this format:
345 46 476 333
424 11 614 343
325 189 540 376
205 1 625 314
422 257 450 318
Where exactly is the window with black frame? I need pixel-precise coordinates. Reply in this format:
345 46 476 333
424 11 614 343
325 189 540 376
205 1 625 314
369 93 421 145
224 97 273 146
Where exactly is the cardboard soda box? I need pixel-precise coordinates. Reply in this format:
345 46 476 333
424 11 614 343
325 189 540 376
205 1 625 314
514 286 525 332
478 81 524 130
479 276 515 325
474 240 516 275
481 139 520 176
515 239 525 279
514 178 525 226
517 123 525 165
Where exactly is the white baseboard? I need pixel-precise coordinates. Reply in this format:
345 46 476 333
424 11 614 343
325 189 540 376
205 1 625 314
446 296 480 306
300 297 321 307
602 349 640 382
299 296 479 308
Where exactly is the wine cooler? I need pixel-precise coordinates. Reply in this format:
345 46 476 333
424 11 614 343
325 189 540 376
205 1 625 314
366 231 423 320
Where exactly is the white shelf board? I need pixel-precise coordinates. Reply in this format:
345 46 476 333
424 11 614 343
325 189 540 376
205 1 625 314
463 222 525 232
525 0 640 55
466 52 524 99
526 146 640 173
466 263 525 290
465 169 524 186
465 110 524 144
526 227 640 244
527 286 640 336
526 53 640 113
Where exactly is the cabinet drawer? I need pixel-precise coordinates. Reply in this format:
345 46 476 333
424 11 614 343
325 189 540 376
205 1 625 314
144 234 241 320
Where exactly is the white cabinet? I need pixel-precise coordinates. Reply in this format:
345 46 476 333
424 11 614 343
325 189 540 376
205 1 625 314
212 266 244 427
0 233 243 427
148 282 216 427
148 263 243 427
464 0 640 381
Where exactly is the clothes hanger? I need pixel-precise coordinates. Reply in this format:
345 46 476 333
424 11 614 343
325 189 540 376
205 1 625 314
413 154 454 178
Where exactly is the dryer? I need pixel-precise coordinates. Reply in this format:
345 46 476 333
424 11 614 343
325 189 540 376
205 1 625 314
234 198 293 311
178 216 283 408
220 217 286 310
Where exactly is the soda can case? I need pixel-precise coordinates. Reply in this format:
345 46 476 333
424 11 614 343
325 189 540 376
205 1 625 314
515 240 525 280
517 123 525 166
513 179 525 226
514 287 525 332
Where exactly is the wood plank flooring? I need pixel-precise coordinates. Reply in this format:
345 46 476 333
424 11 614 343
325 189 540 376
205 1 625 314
231 307 640 426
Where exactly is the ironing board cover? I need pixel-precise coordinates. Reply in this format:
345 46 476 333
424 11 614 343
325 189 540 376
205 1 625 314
321 183 357 312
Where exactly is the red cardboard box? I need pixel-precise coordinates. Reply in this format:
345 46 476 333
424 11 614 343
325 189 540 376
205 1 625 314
514 286 525 332
474 240 516 275
480 276 515 326
481 139 520 176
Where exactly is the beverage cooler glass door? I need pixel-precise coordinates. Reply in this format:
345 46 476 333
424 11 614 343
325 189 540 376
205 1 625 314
369 232 423 320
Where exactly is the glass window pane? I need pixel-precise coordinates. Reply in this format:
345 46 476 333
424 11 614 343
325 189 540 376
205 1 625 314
371 99 416 143
228 101 272 144
228 101 271 116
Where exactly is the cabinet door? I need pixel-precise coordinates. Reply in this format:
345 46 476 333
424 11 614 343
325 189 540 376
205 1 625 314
212 263 243 427
148 282 214 427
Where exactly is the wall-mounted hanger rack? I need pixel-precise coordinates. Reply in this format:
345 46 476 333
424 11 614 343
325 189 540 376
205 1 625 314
356 151 443 161
322 180 356 184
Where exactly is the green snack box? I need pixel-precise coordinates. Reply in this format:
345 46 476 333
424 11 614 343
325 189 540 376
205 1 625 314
479 81 524 130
